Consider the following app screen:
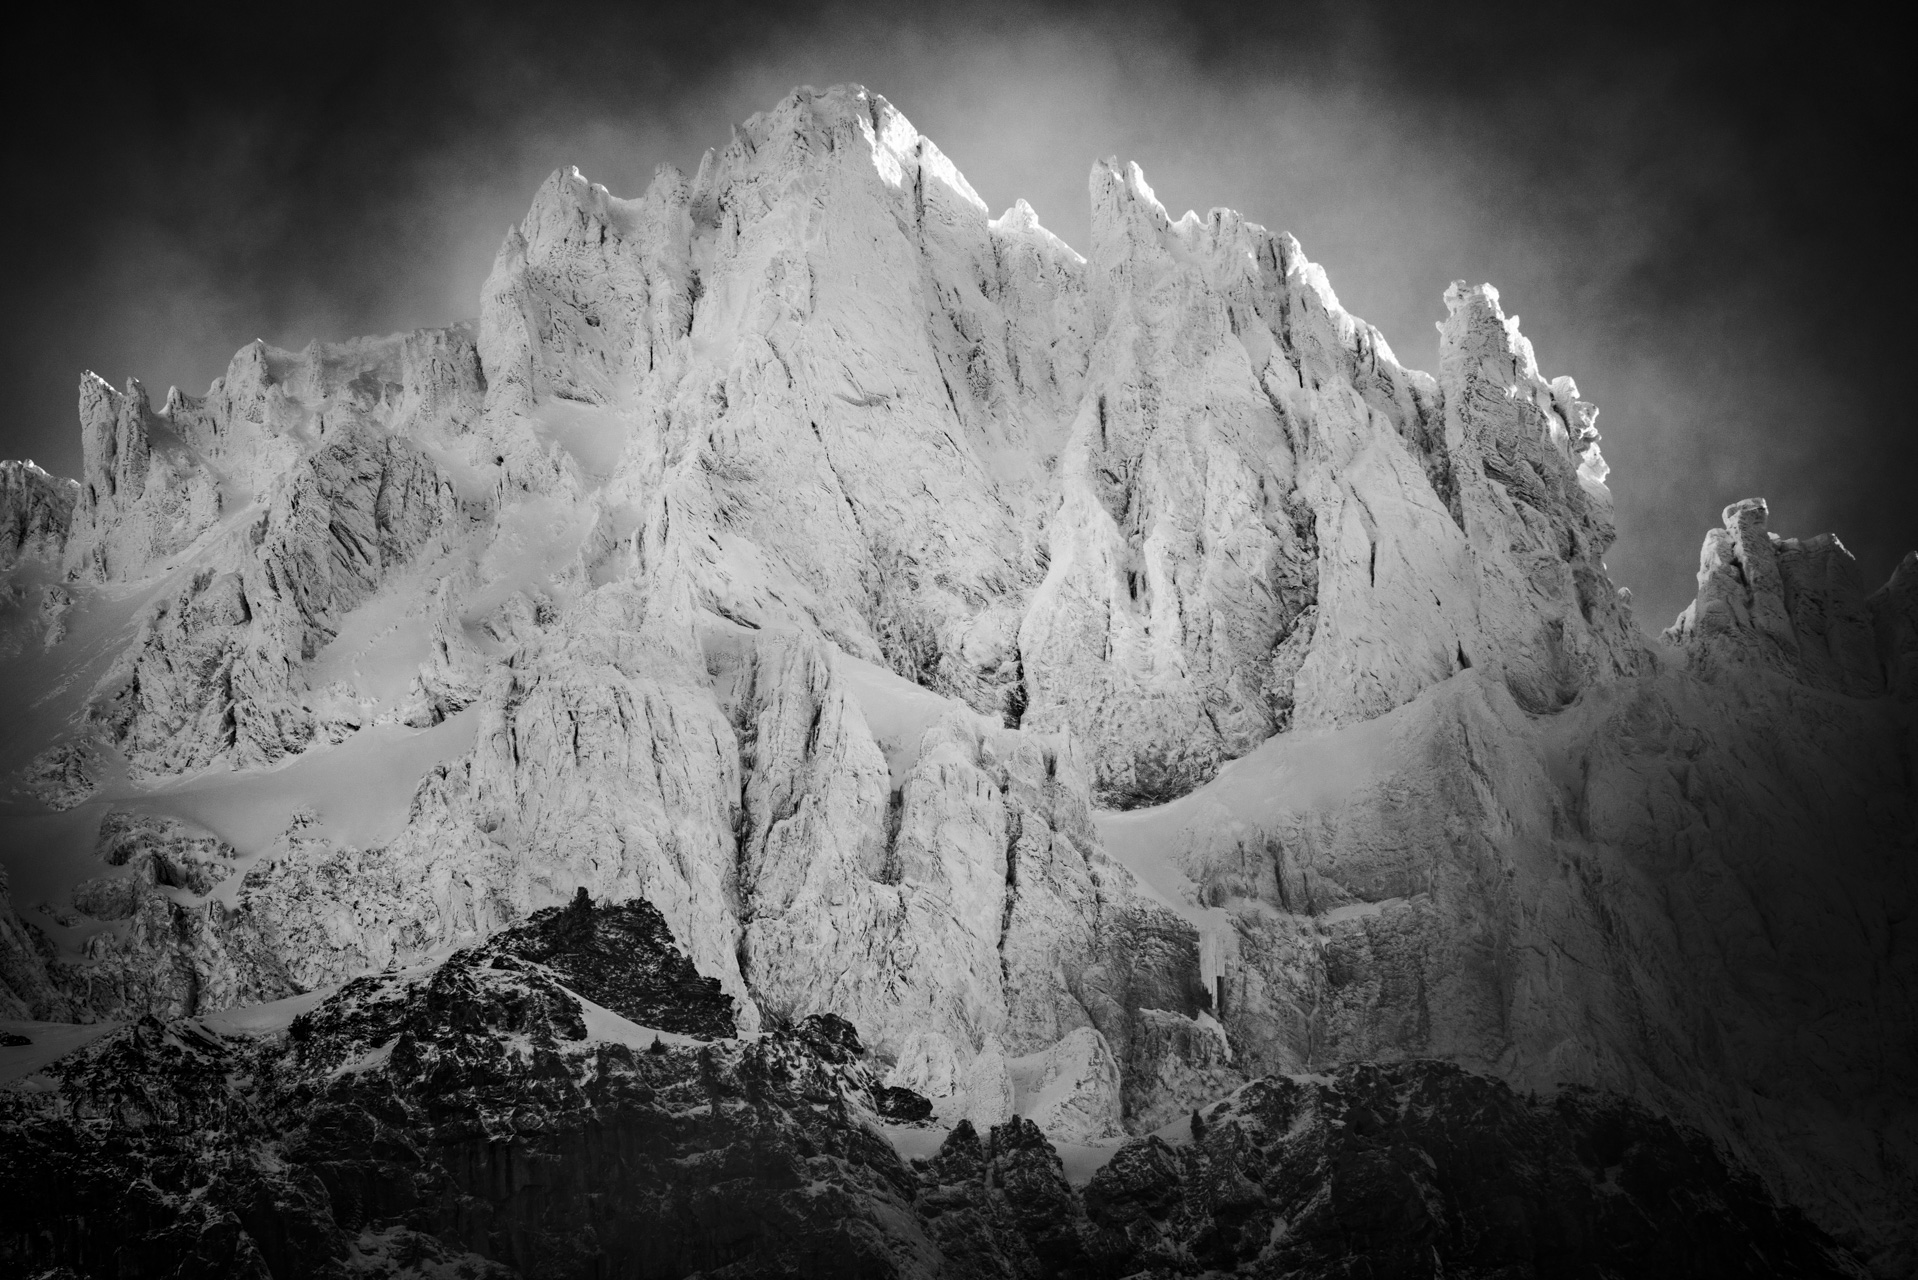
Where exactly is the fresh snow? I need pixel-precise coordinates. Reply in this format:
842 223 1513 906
833 648 993 789
0 80 1910 1261
0 710 477 959
569 986 714 1051
197 981 351 1037
877 1120 1124 1188
0 1019 118 1086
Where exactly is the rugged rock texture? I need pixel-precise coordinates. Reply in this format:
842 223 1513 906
1 896 938 1278
1145 659 1917 1272
1079 1061 1863 1278
1665 497 1906 698
1009 1025 1125 1143
56 812 294 1020
470 89 1641 809
92 599 1216 1122
1873 550 1918 701
85 418 459 777
18 742 99 811
0 460 74 569
714 629 1210 1064
156 325 486 507
61 374 223 582
0 900 1859 1278
0 82 1911 1271
0 864 70 1022
471 888 738 1038
9 323 486 794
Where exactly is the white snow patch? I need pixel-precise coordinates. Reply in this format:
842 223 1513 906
198 983 343 1037
530 400 633 483
305 558 450 708
878 1122 1125 1188
569 986 714 1050
1318 897 1406 926
333 1038 396 1077
145 709 481 906
0 1019 118 1087
460 493 596 628
1093 696 1425 980
879 1121 949 1164
833 650 992 789
1054 1139 1128 1186
0 709 477 960
989 199 1086 264
1195 1010 1233 1064
1006 1027 1125 1142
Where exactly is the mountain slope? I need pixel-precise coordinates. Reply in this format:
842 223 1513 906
0 84 1910 1272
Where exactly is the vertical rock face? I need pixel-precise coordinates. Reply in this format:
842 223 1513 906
1871 551 1918 701
0 864 71 1021
178 324 486 499
480 166 687 416
470 92 1652 813
53 814 293 1019
1666 497 1892 697
1012 1024 1126 1142
0 460 75 569
720 636 900 1030
42 326 485 784
460 582 755 1015
88 420 459 776
1431 282 1642 709
1017 179 1644 805
64 374 229 582
1135 533 1915 1268
0 82 1911 1270
1017 164 1317 806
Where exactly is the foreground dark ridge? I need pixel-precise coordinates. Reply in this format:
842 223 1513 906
0 892 1862 1278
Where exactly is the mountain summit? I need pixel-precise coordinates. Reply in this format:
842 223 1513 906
1 85 1911 1274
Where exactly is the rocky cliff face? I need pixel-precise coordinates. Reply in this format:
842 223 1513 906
1664 496 1913 698
0 460 75 572
0 83 1911 1274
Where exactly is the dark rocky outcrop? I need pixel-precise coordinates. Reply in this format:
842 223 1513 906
469 887 738 1038
874 1083 935 1124
1081 1061 1864 1278
0 895 1866 1278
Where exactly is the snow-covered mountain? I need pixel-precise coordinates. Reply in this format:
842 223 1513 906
1 85 1911 1274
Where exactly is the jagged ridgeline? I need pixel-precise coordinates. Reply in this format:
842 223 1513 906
0 84 1913 1276
0 892 1865 1277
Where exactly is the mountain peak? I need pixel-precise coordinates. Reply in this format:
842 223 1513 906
1 82 1912 1270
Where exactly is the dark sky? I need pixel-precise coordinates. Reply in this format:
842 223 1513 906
1 0 1909 628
